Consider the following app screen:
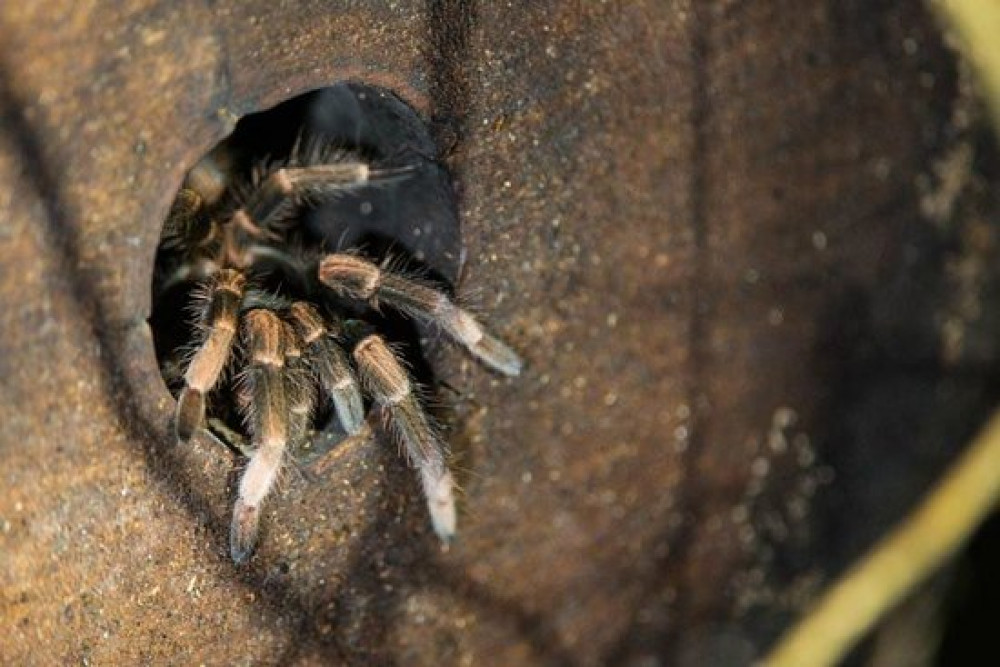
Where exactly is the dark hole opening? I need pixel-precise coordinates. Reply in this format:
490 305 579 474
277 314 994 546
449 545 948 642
149 82 463 458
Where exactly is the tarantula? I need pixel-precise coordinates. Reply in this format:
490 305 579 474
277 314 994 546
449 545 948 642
155 135 521 563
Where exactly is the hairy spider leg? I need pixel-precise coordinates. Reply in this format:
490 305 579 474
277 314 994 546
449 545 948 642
288 302 365 435
222 161 410 268
230 309 292 563
319 254 523 377
175 268 246 442
353 333 457 541
281 320 317 447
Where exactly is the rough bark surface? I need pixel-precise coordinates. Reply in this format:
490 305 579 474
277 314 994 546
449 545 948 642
1 1 997 665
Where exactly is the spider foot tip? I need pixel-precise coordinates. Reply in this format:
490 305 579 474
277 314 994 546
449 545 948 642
425 470 458 543
332 388 366 436
432 518 457 546
230 500 261 565
175 388 206 443
475 336 524 377
369 163 420 182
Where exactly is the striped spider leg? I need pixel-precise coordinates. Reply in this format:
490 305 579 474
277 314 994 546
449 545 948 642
229 309 291 562
353 333 458 540
229 302 364 562
318 254 523 541
287 302 365 437
318 254 523 377
174 268 246 443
